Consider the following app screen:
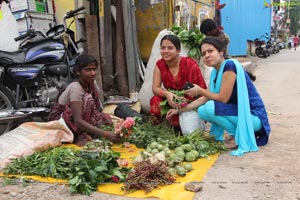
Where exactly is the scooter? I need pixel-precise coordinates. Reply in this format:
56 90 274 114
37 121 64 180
0 7 85 135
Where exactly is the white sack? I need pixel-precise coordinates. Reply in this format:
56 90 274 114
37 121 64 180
0 2 19 51
0 118 74 168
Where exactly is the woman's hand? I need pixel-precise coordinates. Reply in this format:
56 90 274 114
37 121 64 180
165 91 178 108
185 84 201 97
166 108 178 120
104 131 121 143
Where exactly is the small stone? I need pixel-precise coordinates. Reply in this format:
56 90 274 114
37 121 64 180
219 185 226 189
184 182 203 192
10 192 18 197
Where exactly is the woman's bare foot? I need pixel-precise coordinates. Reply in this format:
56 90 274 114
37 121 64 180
75 133 93 146
225 135 238 149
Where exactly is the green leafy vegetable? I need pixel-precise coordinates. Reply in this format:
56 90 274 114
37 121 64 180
169 24 205 58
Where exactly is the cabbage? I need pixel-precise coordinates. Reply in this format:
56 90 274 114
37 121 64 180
185 152 196 162
149 142 158 149
175 165 186 176
181 144 192 152
168 168 177 176
175 151 185 159
184 163 193 171
191 150 199 159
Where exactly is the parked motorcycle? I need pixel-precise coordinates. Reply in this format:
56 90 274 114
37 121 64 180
263 33 280 55
0 7 85 135
254 36 268 58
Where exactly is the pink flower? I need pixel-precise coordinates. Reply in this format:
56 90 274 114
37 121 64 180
114 117 136 139
117 158 129 167
123 117 135 129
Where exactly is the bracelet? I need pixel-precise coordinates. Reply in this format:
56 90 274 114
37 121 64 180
104 132 108 138
159 90 164 97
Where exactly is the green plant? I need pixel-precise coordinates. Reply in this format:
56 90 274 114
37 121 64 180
169 24 205 58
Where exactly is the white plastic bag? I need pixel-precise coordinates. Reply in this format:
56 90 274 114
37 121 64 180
179 110 205 135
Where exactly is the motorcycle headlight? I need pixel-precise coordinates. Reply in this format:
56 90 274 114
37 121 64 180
46 30 55 38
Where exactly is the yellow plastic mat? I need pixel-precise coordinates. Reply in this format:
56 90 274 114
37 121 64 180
0 144 218 200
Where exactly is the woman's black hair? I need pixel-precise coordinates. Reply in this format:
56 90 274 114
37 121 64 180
160 34 181 51
200 36 256 81
74 54 98 74
200 36 226 54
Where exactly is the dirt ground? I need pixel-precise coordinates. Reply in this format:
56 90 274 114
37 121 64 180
1 49 300 200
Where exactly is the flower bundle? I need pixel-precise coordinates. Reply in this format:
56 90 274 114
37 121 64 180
114 117 136 138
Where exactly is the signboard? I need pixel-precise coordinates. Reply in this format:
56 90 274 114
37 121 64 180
9 0 28 12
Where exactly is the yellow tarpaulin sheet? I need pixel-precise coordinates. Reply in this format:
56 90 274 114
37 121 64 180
0 144 218 200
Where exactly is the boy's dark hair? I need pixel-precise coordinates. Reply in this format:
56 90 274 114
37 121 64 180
200 19 217 35
160 34 181 51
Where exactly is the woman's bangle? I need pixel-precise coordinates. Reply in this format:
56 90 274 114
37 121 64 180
104 132 108 138
177 108 181 114
159 90 164 97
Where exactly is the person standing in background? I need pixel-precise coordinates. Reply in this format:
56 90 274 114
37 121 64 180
292 34 299 51
200 18 230 57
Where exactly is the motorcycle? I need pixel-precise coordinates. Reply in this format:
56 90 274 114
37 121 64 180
263 33 279 55
0 7 85 135
254 36 268 58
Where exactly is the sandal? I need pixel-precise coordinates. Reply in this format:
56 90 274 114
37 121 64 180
224 135 238 149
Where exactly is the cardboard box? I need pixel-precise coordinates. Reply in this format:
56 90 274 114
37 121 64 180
10 0 51 13
15 11 55 34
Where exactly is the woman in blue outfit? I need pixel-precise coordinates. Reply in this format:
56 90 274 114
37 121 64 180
166 36 271 156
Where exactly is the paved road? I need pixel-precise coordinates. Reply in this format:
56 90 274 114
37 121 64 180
195 48 300 200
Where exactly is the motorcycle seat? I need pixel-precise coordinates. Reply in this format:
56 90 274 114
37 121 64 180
0 50 26 64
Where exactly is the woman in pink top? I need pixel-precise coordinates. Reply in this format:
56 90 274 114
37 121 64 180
293 34 299 50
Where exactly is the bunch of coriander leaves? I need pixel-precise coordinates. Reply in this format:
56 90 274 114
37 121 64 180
3 140 131 196
159 89 188 116
128 119 226 157
127 119 180 149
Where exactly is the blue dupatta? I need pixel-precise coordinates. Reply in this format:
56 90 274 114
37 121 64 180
209 59 259 156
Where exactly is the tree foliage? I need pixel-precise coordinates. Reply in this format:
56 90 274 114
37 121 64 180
289 0 300 34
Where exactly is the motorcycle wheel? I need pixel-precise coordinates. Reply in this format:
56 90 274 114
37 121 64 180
0 85 16 135
255 48 267 58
